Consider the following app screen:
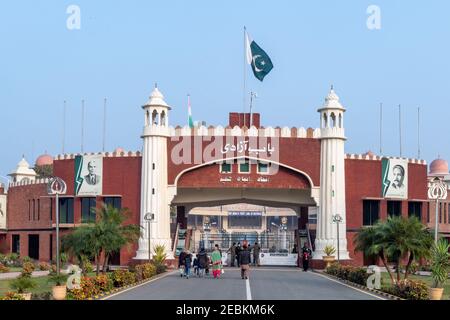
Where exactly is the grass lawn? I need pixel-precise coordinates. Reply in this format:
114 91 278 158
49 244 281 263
381 272 450 300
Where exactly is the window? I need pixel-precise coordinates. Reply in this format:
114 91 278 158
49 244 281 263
59 198 74 223
32 199 35 220
257 162 269 174
239 161 250 173
37 199 40 220
387 201 402 217
50 198 53 221
363 200 379 226
81 198 96 223
408 202 422 220
220 163 232 173
104 197 122 209
228 213 262 229
28 200 31 220
12 235 20 254
427 202 430 223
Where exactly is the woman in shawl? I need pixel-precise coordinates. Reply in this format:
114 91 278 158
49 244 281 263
210 245 222 279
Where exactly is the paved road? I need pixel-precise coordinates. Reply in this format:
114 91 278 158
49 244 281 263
106 267 383 300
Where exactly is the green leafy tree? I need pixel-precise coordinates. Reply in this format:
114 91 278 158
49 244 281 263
430 238 450 288
94 204 142 274
354 216 433 284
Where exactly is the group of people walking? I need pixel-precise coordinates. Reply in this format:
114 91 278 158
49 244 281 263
178 241 313 280
178 244 224 279
227 241 261 268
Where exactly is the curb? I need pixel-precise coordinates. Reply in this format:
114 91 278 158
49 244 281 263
88 272 170 300
317 271 403 300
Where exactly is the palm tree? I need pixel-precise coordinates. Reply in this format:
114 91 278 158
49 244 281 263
354 224 395 284
61 224 101 274
379 216 433 282
62 204 141 275
354 216 433 285
94 204 142 274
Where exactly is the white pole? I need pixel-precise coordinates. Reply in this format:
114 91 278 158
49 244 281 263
243 26 247 127
62 100 66 154
379 102 382 155
81 99 85 153
56 192 60 275
435 199 439 243
399 104 402 157
103 98 107 152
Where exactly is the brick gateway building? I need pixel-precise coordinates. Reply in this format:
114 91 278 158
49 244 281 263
0 87 433 267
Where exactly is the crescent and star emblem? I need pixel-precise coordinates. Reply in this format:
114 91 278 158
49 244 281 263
252 54 264 72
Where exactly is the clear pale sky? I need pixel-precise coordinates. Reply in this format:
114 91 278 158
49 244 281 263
1 1 449 180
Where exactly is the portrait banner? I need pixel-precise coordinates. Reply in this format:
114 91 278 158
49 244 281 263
381 158 408 199
74 155 103 196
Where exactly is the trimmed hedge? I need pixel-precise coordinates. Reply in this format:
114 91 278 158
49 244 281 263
325 263 369 286
384 279 429 300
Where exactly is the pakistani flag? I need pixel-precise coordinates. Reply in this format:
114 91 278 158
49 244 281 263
188 94 194 128
246 30 274 81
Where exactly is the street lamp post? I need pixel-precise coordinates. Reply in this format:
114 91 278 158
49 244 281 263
332 214 343 263
427 177 448 243
144 213 155 262
47 177 67 275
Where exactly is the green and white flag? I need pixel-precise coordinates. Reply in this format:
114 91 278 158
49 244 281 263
188 94 194 129
245 30 274 81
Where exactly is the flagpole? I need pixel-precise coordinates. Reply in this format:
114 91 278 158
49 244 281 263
102 98 107 152
379 102 382 155
187 93 190 127
62 100 66 154
243 26 247 127
81 99 85 153
417 106 421 159
398 104 402 157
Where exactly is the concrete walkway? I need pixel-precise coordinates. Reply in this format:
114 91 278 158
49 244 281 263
0 270 50 280
106 267 385 300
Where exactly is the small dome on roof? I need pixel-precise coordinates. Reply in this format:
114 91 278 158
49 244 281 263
114 147 125 154
36 153 53 166
429 158 449 175
363 150 376 157
143 85 170 109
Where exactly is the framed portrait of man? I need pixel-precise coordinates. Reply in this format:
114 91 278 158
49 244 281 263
381 158 408 199
74 155 103 196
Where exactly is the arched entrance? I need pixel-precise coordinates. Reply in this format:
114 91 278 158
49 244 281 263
169 158 319 265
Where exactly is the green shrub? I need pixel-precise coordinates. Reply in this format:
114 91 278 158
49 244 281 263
10 275 37 293
325 262 341 276
38 262 51 271
0 253 6 265
80 255 93 274
1 291 25 300
0 262 10 273
21 256 32 264
135 263 156 280
48 273 68 286
94 274 113 292
22 262 35 276
385 279 429 300
110 269 136 287
409 262 419 275
5 253 20 267
155 263 167 274
347 267 369 285
153 244 167 265
323 245 336 256
67 276 100 300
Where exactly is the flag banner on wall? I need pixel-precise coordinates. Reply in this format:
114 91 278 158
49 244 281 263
75 154 103 196
381 158 408 199
188 95 194 129
245 30 274 81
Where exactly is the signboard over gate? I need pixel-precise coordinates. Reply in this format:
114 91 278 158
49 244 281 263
228 211 262 216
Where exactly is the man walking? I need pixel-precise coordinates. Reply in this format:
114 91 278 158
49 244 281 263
235 242 242 267
301 243 312 272
238 243 251 279
227 242 236 267
252 242 261 266
196 247 208 277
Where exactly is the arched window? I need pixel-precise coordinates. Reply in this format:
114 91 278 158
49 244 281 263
322 113 328 128
331 113 336 127
338 113 342 128
152 110 159 125
146 110 150 126
161 111 166 126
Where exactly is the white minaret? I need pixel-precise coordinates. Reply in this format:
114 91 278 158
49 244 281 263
134 85 174 260
313 87 350 260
